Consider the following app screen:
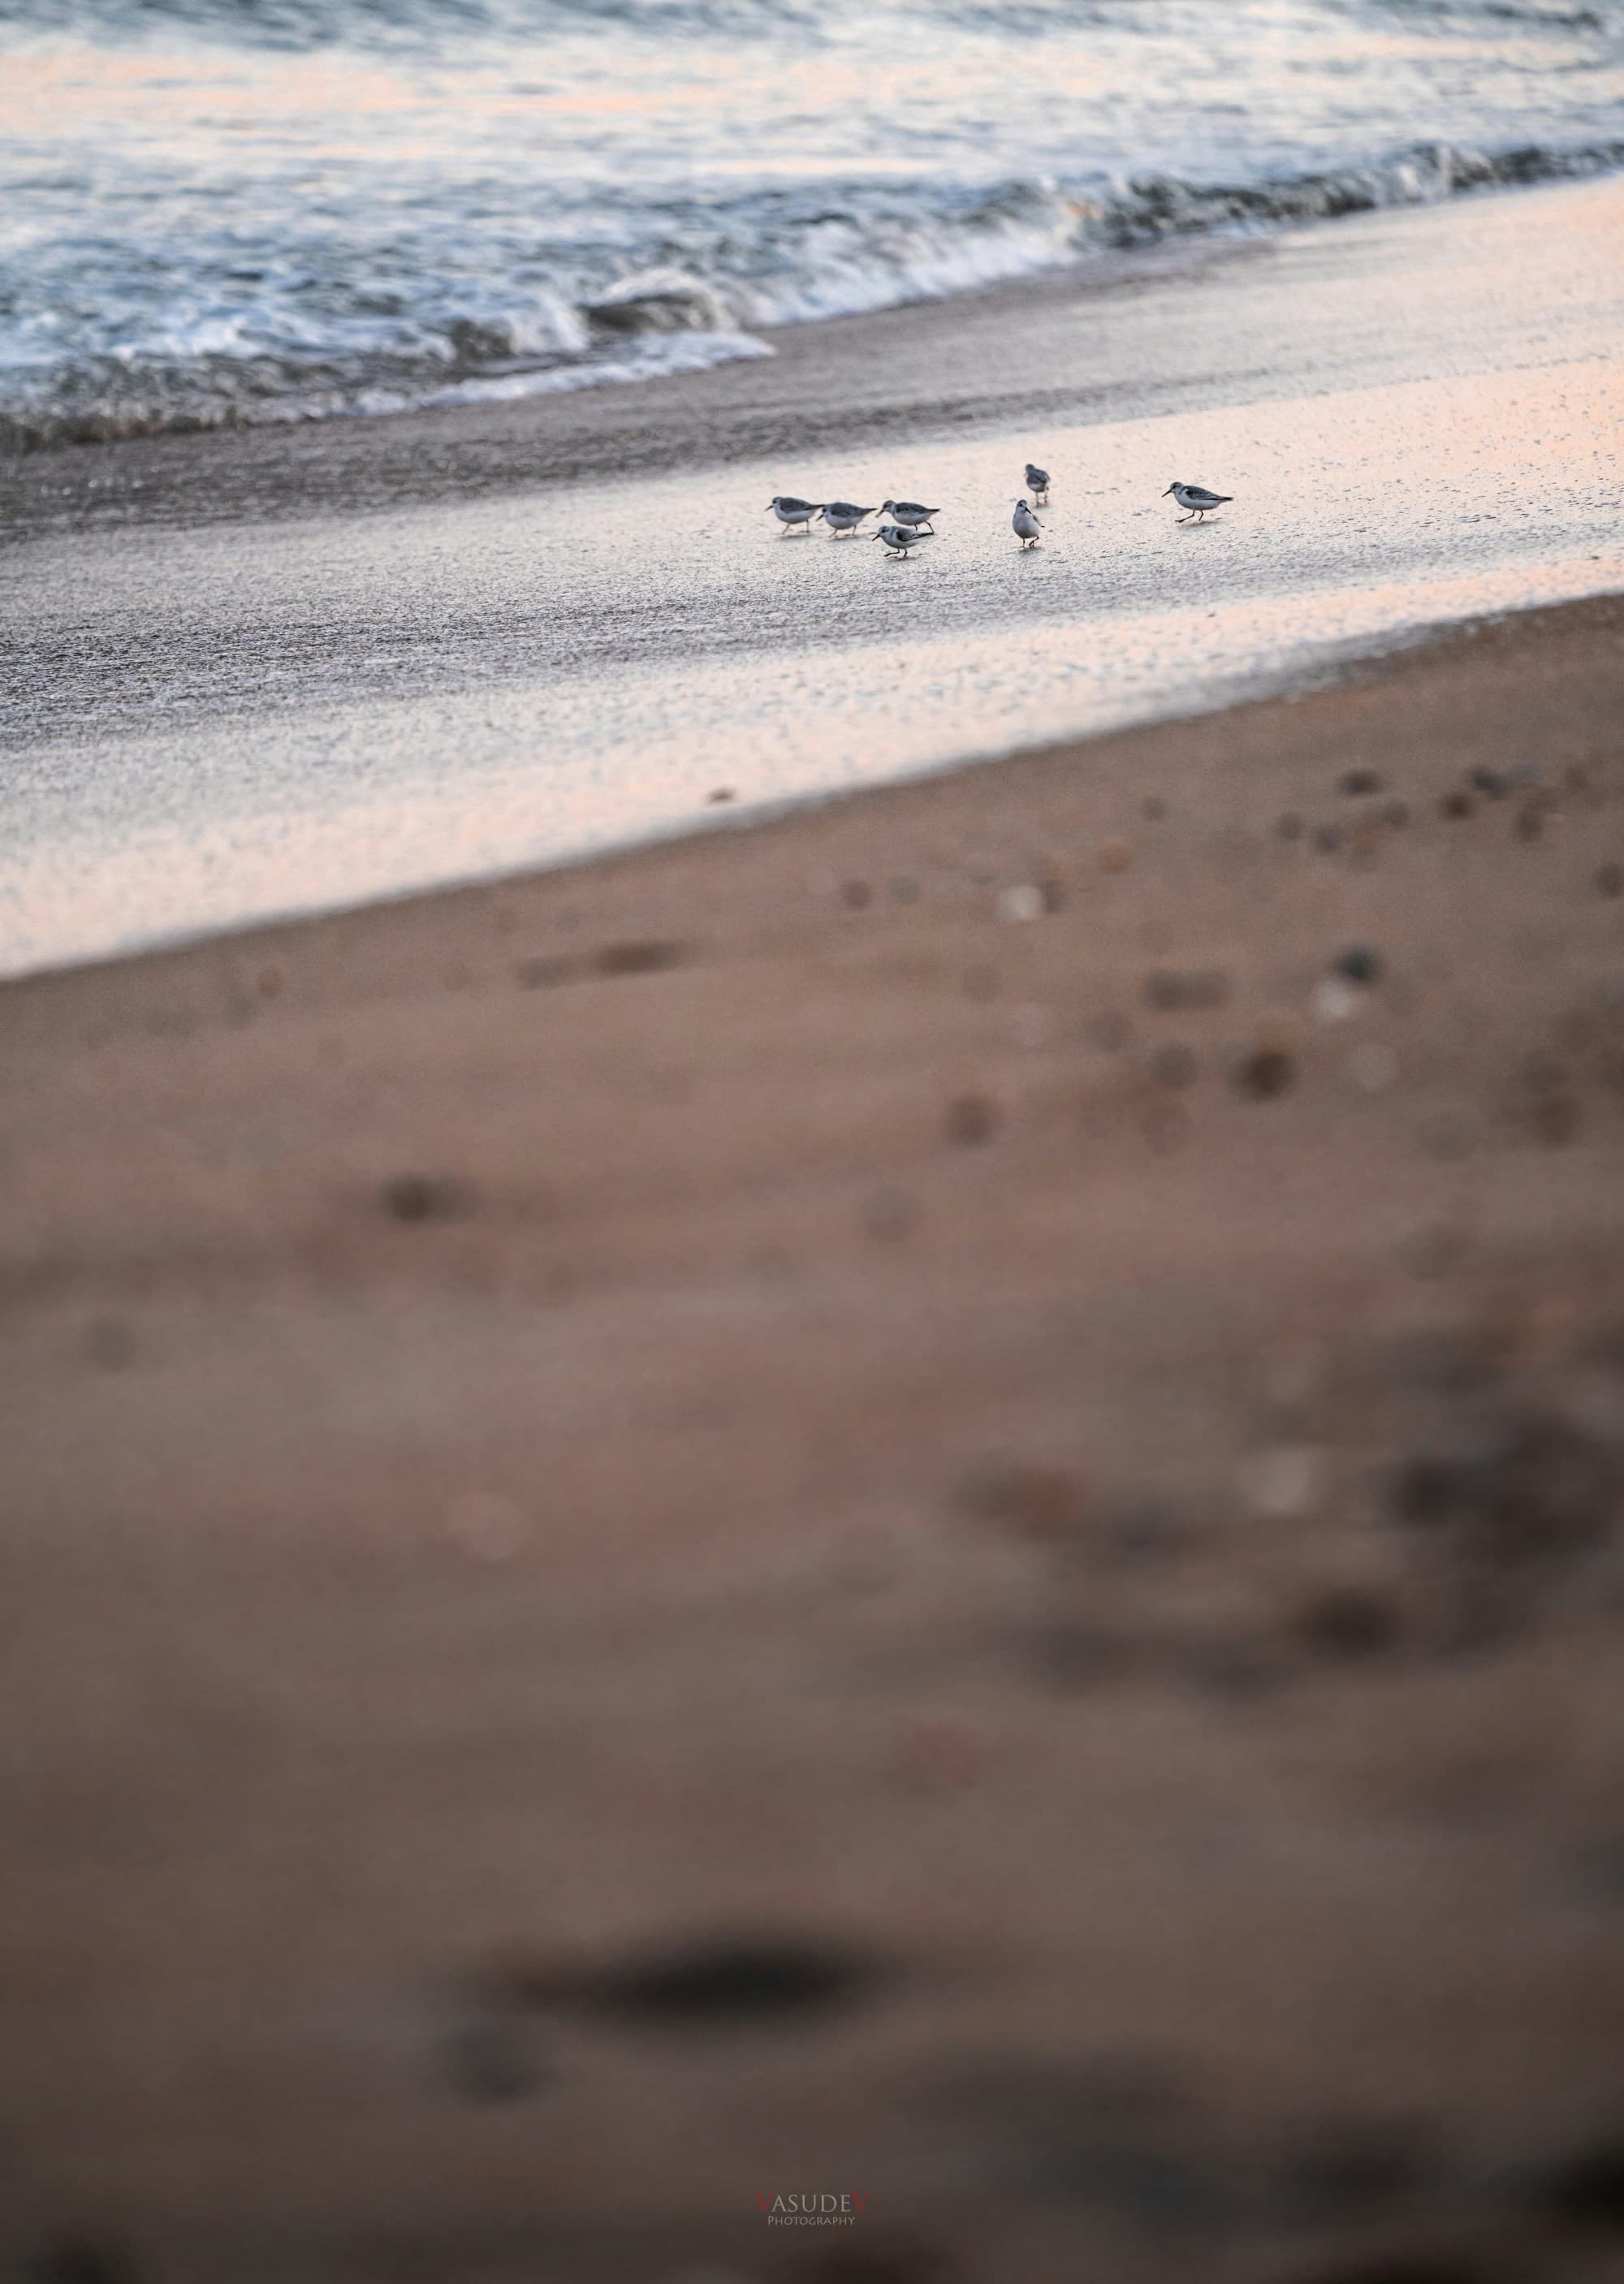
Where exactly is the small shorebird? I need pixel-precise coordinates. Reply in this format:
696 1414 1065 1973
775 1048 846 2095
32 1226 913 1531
1164 481 1233 523
819 502 874 535
880 499 939 533
872 521 932 558
768 495 822 532
1025 462 1050 503
1012 498 1043 549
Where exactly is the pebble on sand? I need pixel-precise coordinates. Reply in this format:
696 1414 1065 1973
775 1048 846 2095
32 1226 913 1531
1332 943 1384 986
997 883 1047 922
594 939 685 977
381 1172 473 1224
1233 1047 1297 1101
945 1093 1000 1145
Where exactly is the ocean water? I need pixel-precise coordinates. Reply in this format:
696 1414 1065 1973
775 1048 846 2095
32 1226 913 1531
2 0 1622 446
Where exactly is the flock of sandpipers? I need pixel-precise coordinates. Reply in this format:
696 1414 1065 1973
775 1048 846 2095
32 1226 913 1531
767 468 1234 556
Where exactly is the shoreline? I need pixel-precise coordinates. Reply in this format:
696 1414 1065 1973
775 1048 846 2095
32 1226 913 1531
0 229 1264 541
4 589 1623 2277
0 581 1608 991
0 171 1612 547
4 171 1622 979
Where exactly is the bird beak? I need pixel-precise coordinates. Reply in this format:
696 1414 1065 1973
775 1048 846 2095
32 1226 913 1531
1162 486 1174 497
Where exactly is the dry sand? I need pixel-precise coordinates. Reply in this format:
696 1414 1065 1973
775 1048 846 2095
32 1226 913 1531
3 590 1624 2281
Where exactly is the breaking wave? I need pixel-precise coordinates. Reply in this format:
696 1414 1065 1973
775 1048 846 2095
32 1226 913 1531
3 0 1622 446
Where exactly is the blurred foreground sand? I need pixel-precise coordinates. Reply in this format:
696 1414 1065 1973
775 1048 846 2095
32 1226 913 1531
2 595 1624 2281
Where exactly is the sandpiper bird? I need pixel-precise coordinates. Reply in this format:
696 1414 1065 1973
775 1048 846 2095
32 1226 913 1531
1012 498 1043 549
819 502 874 536
1164 481 1233 523
1025 463 1050 503
872 521 932 558
880 499 939 533
768 495 822 532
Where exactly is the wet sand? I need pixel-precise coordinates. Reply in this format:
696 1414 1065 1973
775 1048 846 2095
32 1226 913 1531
5 175 1622 974
3 590 1624 2281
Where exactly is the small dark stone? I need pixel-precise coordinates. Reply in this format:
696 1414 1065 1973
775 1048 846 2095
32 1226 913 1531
1142 796 1167 821
1296 1589 1402 1660
945 1093 999 1146
1277 812 1306 840
1596 862 1623 899
1440 792 1475 820
1312 822 1344 853
512 1936 888 2028
1338 768 1384 797
1150 1043 1199 1088
1471 766 1509 798
1233 1047 1296 1102
1332 944 1384 987
840 879 873 909
380 1173 472 1224
1144 967 1229 1012
706 786 736 804
593 939 684 977
28 2242 144 2284
1530 2139 1624 2230
1390 1416 1619 1578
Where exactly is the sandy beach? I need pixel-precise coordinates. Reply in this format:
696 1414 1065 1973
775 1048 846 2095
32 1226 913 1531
4 578 1624 2277
4 23 1624 2260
